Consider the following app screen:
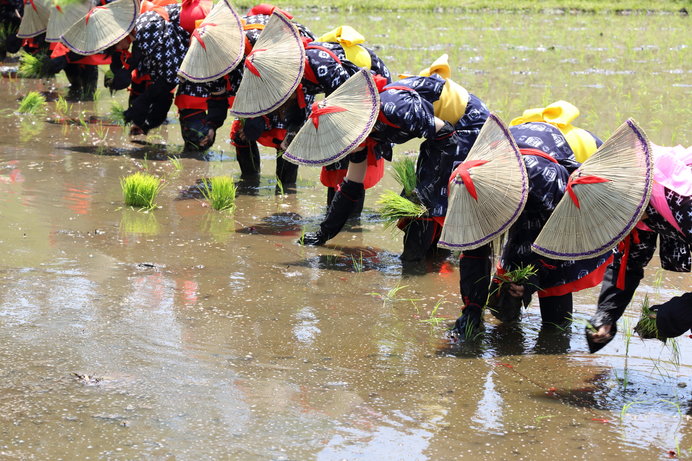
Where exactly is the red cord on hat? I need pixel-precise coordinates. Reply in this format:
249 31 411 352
309 102 346 129
566 174 611 209
448 160 489 201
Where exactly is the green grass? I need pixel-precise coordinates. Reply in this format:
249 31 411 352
240 0 689 13
18 50 49 78
200 176 238 212
120 172 164 210
17 91 46 115
377 190 427 227
392 157 417 197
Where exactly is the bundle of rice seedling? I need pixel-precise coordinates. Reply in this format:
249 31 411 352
110 101 126 125
532 118 653 261
634 295 661 340
392 157 417 197
283 69 380 167
120 172 164 209
17 91 46 114
53 95 70 117
200 176 237 212
377 190 427 228
18 50 50 78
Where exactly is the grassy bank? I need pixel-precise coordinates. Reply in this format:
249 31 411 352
238 0 691 14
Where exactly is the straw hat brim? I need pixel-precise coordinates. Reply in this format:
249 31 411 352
17 0 51 38
283 70 380 167
178 0 244 83
438 113 529 251
532 118 653 260
46 0 92 42
229 11 305 118
60 0 140 55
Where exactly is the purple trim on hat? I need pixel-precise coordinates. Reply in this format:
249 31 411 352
531 119 653 259
17 27 47 38
438 113 529 250
60 0 139 55
283 70 379 167
229 12 306 117
178 8 244 82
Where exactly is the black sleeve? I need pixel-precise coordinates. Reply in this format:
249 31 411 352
460 244 493 309
205 96 229 129
414 121 460 209
656 293 692 338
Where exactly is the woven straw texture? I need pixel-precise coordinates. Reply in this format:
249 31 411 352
283 70 380 167
178 0 244 82
229 12 305 117
438 113 528 251
60 0 139 55
532 118 653 260
17 0 51 38
46 0 91 42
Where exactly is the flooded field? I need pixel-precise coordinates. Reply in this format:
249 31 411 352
0 10 690 461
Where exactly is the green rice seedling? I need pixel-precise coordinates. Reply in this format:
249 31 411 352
276 176 284 195
420 299 448 326
17 91 46 114
110 101 126 125
392 157 417 197
200 176 237 212
168 156 183 172
377 190 427 228
367 283 423 308
634 295 661 340
120 172 164 210
495 264 537 285
351 252 364 272
18 50 49 78
53 95 70 118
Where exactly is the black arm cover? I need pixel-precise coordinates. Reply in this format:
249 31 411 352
205 97 229 129
415 121 461 209
591 231 657 329
43 55 68 75
460 244 493 309
242 116 268 142
124 80 175 130
656 293 692 338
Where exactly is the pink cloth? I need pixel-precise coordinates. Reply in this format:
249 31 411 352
648 143 692 233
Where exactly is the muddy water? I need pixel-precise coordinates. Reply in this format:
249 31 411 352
1 11 691 461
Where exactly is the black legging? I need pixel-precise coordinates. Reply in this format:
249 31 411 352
539 293 573 327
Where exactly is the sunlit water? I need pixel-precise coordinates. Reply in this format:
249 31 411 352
1 10 690 460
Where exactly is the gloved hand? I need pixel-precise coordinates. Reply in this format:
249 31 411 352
298 231 327 246
43 55 68 76
242 116 267 142
104 68 131 92
451 304 483 340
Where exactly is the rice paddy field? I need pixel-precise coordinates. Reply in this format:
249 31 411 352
0 5 690 460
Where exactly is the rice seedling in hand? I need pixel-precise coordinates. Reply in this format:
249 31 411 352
392 157 417 197
120 172 164 210
377 190 427 228
17 91 46 114
495 264 538 285
634 295 663 340
200 176 237 212
110 101 126 125
18 50 50 78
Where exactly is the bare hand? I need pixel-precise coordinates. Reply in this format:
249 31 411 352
129 124 145 136
589 324 613 343
508 283 525 298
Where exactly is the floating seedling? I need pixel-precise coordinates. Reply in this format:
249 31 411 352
376 190 427 228
392 157 417 197
420 299 449 327
120 172 164 210
18 50 50 78
17 91 46 115
200 176 237 212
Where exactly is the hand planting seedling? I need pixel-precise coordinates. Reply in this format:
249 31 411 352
376 190 427 229
634 295 663 341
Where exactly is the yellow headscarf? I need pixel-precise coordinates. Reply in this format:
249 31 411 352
509 100 598 162
317 25 372 70
417 54 469 124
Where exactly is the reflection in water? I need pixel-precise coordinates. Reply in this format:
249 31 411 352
120 209 160 235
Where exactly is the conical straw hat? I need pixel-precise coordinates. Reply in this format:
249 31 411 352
46 0 92 42
229 11 305 117
178 0 244 83
60 0 139 55
17 0 52 38
282 69 380 167
532 118 653 260
438 113 528 251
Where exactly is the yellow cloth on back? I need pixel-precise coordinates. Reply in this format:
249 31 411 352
418 54 469 124
509 100 598 162
317 26 372 70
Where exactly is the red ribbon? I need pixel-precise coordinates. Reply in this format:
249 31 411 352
373 74 388 92
85 6 107 24
55 4 63 13
616 228 640 290
448 160 490 201
244 48 266 78
192 23 216 50
25 0 37 12
566 174 611 209
309 102 346 129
